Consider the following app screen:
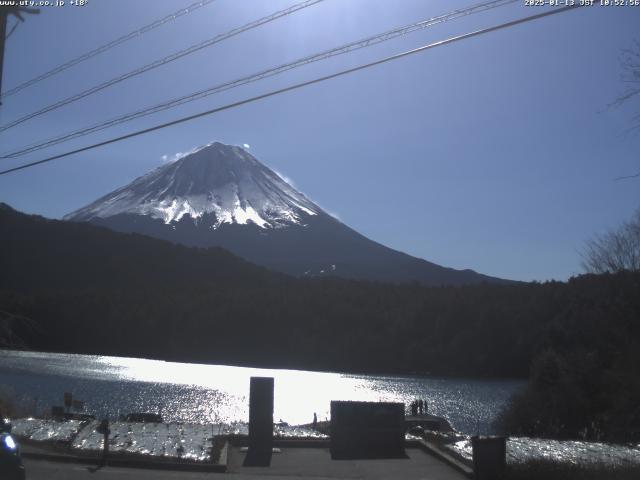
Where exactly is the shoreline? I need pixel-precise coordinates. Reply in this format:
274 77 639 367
0 347 528 382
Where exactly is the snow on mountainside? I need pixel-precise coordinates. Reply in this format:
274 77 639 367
65 142 319 228
65 141 510 285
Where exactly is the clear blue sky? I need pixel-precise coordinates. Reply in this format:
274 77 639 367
1 0 638 282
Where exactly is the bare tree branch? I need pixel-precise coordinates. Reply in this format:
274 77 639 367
0 310 39 349
581 209 640 273
610 38 640 109
610 39 640 181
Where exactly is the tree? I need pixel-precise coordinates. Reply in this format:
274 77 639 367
611 39 640 181
582 209 640 273
612 39 640 120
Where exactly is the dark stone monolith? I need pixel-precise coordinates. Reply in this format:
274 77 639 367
471 435 506 480
243 376 274 467
330 401 405 460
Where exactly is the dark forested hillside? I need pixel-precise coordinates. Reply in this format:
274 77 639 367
1 203 639 394
0 203 279 292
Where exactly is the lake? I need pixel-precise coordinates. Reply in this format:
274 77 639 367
0 349 524 435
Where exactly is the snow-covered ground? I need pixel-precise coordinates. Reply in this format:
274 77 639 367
71 420 221 461
11 418 84 443
11 418 327 463
14 417 640 467
447 436 640 468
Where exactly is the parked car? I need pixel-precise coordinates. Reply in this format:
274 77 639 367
0 418 25 480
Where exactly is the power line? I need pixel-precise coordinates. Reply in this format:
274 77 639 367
0 0 217 100
0 0 325 133
0 4 583 177
1 0 518 159
614 172 640 181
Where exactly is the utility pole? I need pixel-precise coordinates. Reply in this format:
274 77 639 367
0 9 8 103
0 6 40 105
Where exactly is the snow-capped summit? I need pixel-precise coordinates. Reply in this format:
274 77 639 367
65 141 508 286
65 142 319 228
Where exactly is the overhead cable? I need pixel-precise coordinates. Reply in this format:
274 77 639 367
0 0 325 132
1 0 217 99
1 0 517 158
0 4 584 177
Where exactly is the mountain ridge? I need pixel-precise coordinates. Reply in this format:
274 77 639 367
65 142 510 286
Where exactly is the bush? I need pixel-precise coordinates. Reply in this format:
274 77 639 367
496 346 640 442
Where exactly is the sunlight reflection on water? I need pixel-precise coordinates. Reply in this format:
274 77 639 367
0 350 523 434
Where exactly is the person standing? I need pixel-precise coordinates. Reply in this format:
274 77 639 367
96 419 110 467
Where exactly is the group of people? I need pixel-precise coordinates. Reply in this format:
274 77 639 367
409 398 428 416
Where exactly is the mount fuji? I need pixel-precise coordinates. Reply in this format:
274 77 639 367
65 142 504 285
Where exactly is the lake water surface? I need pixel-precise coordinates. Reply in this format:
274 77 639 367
0 349 523 435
